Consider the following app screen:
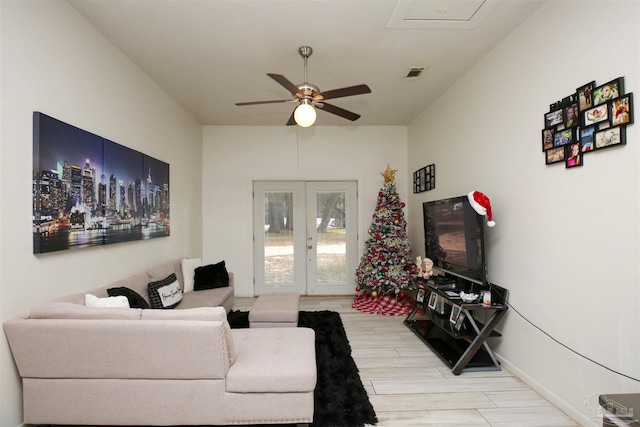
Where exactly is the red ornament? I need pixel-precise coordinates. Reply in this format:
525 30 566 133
379 192 383 197
399 291 405 299
401 202 406 208
355 286 361 292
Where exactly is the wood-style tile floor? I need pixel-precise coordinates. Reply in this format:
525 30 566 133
235 296 580 427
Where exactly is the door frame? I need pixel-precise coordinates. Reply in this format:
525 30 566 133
305 181 358 295
253 180 358 296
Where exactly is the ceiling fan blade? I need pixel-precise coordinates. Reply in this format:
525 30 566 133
320 84 371 101
268 73 302 96
317 102 361 121
235 99 294 106
286 111 296 126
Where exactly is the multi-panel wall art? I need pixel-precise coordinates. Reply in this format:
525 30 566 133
413 164 435 193
33 112 170 254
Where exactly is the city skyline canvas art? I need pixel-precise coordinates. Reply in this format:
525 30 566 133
33 112 170 254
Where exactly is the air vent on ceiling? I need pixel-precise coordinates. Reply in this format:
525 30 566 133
404 66 427 79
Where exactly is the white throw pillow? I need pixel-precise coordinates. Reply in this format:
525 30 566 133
181 257 202 293
85 294 130 308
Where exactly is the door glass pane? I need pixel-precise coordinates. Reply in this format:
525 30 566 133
315 191 347 283
264 191 294 284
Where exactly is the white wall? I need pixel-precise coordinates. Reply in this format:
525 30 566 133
0 2 203 426
407 1 640 424
202 125 409 296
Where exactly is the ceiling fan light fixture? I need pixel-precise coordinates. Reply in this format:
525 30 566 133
294 101 316 127
236 46 370 125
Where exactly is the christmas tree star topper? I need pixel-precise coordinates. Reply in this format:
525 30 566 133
380 164 398 184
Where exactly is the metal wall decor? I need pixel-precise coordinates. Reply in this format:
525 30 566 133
413 164 435 193
542 76 633 169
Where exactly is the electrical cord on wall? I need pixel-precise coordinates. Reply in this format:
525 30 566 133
491 285 640 383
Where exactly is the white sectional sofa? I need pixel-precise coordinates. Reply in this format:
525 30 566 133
3 258 317 426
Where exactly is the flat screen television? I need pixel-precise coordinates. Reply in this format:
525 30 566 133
423 195 487 286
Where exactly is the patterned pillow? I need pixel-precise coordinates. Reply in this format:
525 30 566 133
147 273 182 309
194 261 229 291
107 287 150 309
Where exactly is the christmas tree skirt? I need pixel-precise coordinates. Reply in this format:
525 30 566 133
352 293 413 316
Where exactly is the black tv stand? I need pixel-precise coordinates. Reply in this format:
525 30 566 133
404 276 508 375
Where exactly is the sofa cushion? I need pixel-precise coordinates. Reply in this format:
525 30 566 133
85 294 130 308
178 286 234 310
194 261 229 291
181 258 202 293
147 258 185 291
227 327 316 393
30 302 142 320
107 287 150 309
148 274 182 309
141 307 235 364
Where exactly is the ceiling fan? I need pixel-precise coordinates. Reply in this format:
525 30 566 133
235 46 371 127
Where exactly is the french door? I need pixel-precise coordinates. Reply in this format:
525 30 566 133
253 181 358 295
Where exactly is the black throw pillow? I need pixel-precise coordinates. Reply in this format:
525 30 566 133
194 261 229 291
147 273 183 309
107 287 150 309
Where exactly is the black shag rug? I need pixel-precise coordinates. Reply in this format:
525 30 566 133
227 310 378 427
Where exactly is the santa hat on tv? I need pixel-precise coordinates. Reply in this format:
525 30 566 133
467 191 495 227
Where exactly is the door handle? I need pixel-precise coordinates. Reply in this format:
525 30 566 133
308 245 313 249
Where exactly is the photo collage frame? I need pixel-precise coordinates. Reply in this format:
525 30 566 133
413 163 435 193
542 77 633 169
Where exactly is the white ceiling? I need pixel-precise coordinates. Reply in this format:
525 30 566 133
69 0 544 126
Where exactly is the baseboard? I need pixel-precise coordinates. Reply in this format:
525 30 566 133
495 352 599 427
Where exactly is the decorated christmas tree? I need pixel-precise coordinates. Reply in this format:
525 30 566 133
354 165 417 301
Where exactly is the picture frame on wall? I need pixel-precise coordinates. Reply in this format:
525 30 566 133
553 128 574 147
565 142 583 168
580 126 595 152
593 77 623 107
577 81 595 111
542 76 633 169
542 128 554 151
545 109 564 128
583 104 609 126
424 164 435 191
610 93 634 127
595 126 625 150
564 103 579 128
413 164 435 193
545 146 565 165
